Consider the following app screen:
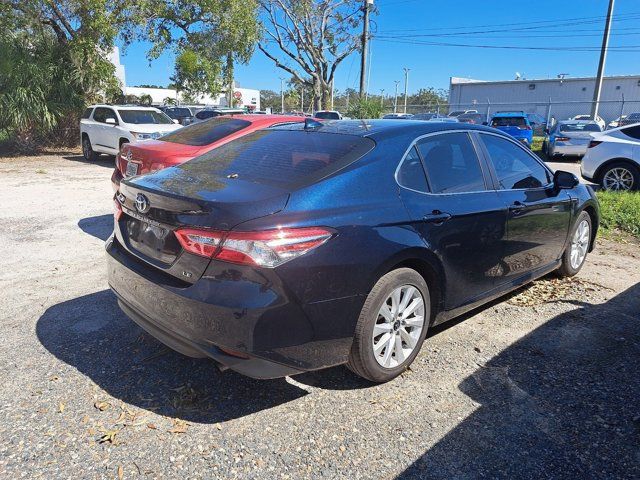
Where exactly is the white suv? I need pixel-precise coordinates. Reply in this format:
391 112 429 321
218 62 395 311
581 124 640 190
80 105 182 160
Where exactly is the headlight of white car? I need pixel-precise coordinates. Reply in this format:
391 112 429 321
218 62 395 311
130 132 162 140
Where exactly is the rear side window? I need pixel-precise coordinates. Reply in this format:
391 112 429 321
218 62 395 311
397 147 429 192
176 130 375 188
621 125 640 140
81 108 93 119
491 116 526 128
160 118 251 146
417 132 486 194
480 134 551 189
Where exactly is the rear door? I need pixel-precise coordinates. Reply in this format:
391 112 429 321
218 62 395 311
477 132 572 283
397 131 508 310
93 107 119 150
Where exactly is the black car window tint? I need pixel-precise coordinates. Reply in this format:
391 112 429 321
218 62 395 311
93 107 114 123
417 132 485 194
621 125 640 140
397 146 429 192
82 108 93 119
481 134 550 189
160 118 251 146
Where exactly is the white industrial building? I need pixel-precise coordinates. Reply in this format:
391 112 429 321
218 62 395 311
108 47 260 110
449 75 640 122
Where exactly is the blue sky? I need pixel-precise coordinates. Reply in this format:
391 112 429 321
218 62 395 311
118 0 640 94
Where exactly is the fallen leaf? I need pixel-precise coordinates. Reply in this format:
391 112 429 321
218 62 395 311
146 423 157 430
169 419 189 434
58 402 65 413
117 465 124 480
97 428 119 444
94 401 111 412
215 423 222 430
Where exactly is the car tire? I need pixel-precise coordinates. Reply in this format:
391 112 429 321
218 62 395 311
82 135 97 161
598 161 639 191
557 211 592 278
347 268 430 383
542 141 548 156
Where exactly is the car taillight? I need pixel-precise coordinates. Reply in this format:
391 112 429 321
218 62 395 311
114 197 123 221
555 136 570 142
588 140 602 149
174 227 334 267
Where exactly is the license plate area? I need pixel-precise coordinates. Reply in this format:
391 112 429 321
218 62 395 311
124 215 180 264
125 161 139 178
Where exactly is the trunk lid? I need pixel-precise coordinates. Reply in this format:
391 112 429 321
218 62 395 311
115 166 289 283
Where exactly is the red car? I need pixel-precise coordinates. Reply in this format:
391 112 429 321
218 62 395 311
112 114 305 190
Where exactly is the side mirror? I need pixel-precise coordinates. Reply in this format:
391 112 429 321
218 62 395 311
105 117 117 125
554 170 579 189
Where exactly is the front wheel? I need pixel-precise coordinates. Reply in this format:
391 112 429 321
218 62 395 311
557 211 592 278
82 135 97 161
347 268 430 383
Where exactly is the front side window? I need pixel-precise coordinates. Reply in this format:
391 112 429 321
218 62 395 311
93 107 117 124
417 132 486 194
397 146 429 192
117 109 173 125
480 134 551 189
81 108 93 119
160 118 251 146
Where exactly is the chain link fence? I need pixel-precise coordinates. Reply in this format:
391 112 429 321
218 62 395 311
375 99 640 130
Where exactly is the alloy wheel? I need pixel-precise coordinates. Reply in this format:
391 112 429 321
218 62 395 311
82 138 91 160
372 285 425 369
570 219 590 269
603 167 634 191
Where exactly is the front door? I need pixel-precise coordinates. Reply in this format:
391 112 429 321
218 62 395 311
476 132 572 283
397 131 508 310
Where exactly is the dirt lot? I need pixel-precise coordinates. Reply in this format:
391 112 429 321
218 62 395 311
0 151 639 479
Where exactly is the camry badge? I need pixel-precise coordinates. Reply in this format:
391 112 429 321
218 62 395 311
135 193 150 214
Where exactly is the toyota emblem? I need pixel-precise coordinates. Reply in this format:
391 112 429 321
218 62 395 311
135 193 150 214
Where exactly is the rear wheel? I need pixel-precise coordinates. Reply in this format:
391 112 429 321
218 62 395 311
557 211 592 278
599 161 639 191
82 135 97 161
347 268 430 383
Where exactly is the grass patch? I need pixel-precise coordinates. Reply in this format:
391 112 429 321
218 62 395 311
596 190 640 240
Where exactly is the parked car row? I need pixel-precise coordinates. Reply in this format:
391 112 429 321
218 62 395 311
107 118 599 383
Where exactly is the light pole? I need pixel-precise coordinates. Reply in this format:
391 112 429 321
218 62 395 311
380 89 385 108
393 81 400 114
403 68 410 114
301 85 304 113
279 78 285 113
591 0 615 120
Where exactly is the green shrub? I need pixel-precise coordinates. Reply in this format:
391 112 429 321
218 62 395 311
596 191 640 239
346 98 383 119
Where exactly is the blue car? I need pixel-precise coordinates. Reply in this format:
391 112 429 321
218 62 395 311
490 111 534 147
108 120 599 383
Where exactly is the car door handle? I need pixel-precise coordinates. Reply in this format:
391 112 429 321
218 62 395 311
509 201 529 215
422 210 452 224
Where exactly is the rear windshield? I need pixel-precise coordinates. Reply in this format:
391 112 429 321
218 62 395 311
118 110 173 125
160 118 251 146
491 116 526 127
166 108 192 118
176 130 375 187
559 123 601 132
314 111 340 120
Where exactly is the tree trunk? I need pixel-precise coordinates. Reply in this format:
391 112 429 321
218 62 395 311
226 53 234 107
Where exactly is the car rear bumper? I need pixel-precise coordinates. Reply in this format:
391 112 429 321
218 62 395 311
106 236 357 379
552 143 589 157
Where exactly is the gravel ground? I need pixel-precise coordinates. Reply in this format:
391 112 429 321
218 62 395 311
0 151 639 479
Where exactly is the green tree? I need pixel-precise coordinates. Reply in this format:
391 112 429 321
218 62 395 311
346 98 383 120
258 1 374 110
171 48 222 101
143 0 259 105
138 93 153 105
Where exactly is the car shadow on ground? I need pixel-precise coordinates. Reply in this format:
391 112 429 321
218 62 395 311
78 214 113 241
36 290 313 423
397 282 640 479
63 154 114 168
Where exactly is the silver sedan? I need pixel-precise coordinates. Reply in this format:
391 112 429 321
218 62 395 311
543 120 602 158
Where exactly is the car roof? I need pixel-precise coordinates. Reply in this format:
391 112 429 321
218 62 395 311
89 104 161 111
492 112 527 117
269 119 501 140
558 120 598 125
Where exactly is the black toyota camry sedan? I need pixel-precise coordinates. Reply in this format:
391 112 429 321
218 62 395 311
107 120 599 383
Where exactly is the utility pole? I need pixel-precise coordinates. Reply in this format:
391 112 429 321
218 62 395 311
591 0 615 120
380 89 385 108
403 68 410 114
359 0 373 97
279 78 285 113
331 79 335 110
301 86 304 113
393 80 400 114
